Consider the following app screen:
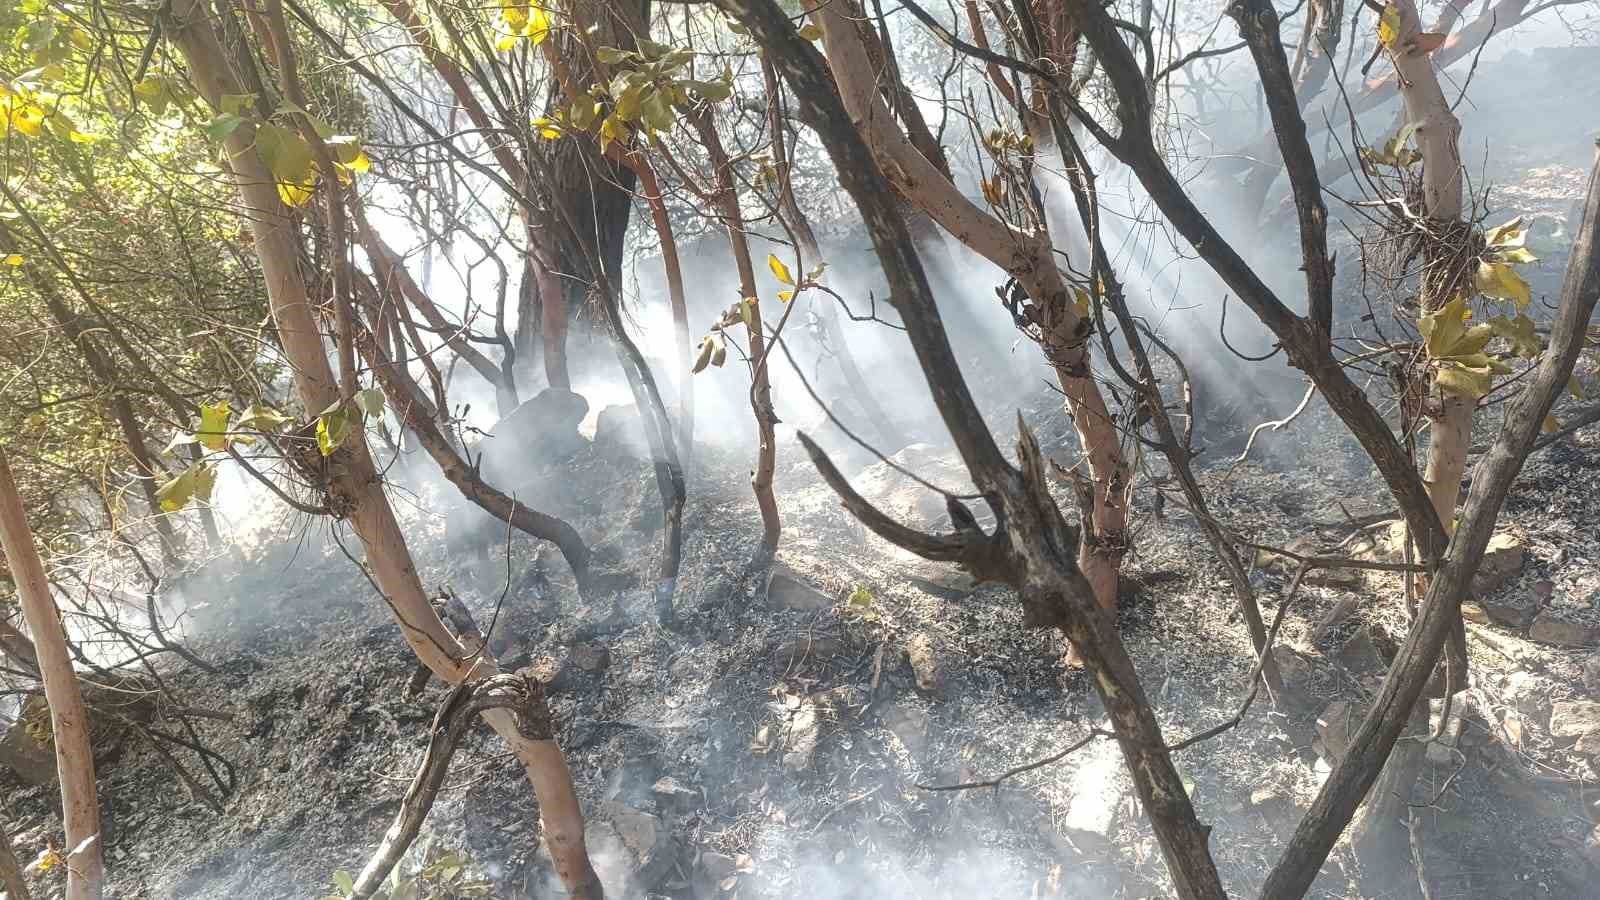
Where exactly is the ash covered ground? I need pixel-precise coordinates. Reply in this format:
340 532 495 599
5 336 1599 900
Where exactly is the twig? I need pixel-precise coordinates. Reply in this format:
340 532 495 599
1228 382 1318 473
917 730 1109 792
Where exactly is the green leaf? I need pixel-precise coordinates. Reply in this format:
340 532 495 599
197 401 231 451
332 871 355 895
254 122 315 185
687 79 731 103
805 261 828 281
354 387 386 417
317 403 353 456
595 46 631 64
203 113 245 143
156 462 216 512
234 404 293 433
220 93 256 115
641 89 675 132
767 253 794 286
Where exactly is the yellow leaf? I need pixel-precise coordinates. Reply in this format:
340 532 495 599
197 400 231 451
496 33 519 52
1484 216 1529 249
10 104 45 136
527 6 551 45
1542 414 1560 434
1434 364 1490 399
1378 2 1402 49
691 335 715 373
3 254 22 266
1420 295 1470 358
1474 261 1531 308
1071 287 1091 319
277 180 315 207
767 253 794 286
798 23 823 41
777 289 794 303
533 116 562 139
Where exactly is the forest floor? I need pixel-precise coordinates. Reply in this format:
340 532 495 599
4 332 1599 900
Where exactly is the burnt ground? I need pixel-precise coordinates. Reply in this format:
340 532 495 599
4 328 1599 900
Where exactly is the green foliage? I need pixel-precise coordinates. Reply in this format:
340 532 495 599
534 38 733 152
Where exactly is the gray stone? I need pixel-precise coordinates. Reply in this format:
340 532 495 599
1472 533 1527 596
1480 589 1540 628
585 802 676 895
1316 701 1356 763
852 444 974 533
1530 611 1600 648
906 631 943 693
767 566 834 612
651 776 700 805
1550 701 1600 739
905 566 978 596
1335 626 1388 673
594 403 650 460
881 701 929 758
782 703 819 771
1582 653 1600 697
0 700 54 786
477 388 591 482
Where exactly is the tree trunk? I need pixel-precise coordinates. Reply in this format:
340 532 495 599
692 113 782 563
0 813 33 900
164 6 601 894
804 0 1129 617
0 449 103 900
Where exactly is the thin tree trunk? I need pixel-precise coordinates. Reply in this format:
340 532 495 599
0 449 103 900
632 163 695 471
164 7 601 894
0 813 32 900
692 112 782 563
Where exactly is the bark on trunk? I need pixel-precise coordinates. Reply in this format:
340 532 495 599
692 113 782 562
0 814 33 900
0 449 103 900
804 0 1128 615
164 5 601 894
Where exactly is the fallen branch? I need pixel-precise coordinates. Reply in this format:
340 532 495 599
352 671 554 897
